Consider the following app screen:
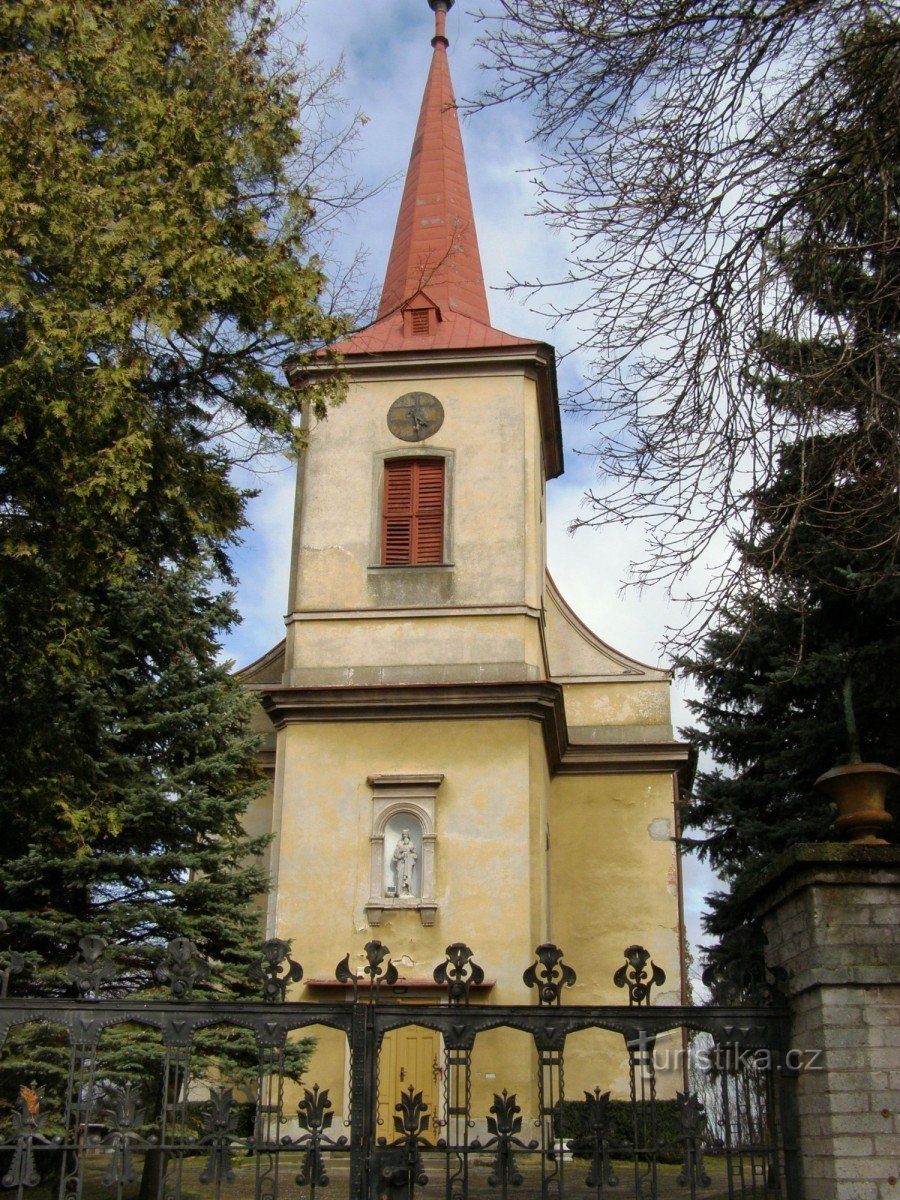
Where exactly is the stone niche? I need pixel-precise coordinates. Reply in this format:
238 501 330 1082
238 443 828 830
365 774 443 927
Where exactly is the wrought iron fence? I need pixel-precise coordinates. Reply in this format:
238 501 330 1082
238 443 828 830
0 934 797 1200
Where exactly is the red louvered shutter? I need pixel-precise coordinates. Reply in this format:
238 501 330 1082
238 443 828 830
411 309 431 334
382 459 444 565
382 460 414 564
412 459 444 563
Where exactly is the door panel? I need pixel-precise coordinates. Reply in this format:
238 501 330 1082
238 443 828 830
377 1026 440 1135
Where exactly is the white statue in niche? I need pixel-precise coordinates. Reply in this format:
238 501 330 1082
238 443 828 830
392 828 418 895
382 816 423 899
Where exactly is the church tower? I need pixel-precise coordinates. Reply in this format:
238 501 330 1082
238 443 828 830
241 0 691 1125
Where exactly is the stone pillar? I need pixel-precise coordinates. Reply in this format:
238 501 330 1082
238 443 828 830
746 845 900 1200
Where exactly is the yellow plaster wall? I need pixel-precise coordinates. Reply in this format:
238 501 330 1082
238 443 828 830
285 370 545 677
529 722 552 949
242 783 274 921
271 717 545 992
284 1025 350 1133
562 680 673 731
523 379 544 612
285 613 545 685
266 716 683 1119
549 772 683 1100
269 715 553 1121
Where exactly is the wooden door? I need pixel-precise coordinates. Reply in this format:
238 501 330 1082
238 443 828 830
377 1026 441 1135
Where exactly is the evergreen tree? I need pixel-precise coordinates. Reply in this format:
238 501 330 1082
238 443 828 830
0 0 335 1107
680 21 899 951
0 0 343 955
681 566 898 887
1 559 268 987
0 561 313 1124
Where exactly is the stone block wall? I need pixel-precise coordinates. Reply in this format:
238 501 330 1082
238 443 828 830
747 845 900 1200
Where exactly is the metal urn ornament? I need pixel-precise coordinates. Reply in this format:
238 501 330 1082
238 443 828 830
816 675 898 844
816 762 897 845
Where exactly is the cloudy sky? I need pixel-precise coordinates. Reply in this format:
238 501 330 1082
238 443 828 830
224 0 718 968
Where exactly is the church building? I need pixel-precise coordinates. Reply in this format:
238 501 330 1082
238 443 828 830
240 0 692 1128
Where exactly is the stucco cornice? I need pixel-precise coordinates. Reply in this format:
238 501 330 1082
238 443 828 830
258 681 567 767
290 343 563 480
557 741 695 778
285 603 543 623
255 681 692 783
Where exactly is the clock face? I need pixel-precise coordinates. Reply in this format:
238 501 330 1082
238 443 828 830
387 392 444 443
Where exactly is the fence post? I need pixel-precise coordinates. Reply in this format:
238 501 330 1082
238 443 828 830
348 1001 376 1199
744 844 900 1200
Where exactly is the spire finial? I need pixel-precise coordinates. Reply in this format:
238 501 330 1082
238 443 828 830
428 0 454 48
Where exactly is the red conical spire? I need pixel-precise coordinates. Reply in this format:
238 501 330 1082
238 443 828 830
329 0 534 354
377 0 490 325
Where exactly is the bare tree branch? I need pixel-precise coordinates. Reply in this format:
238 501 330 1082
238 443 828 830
474 1 899 646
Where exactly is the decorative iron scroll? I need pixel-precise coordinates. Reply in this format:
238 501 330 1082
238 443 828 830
97 1082 150 1187
523 943 576 1005
158 1032 195 1199
250 937 303 1003
614 944 666 1006
254 1033 288 1200
567 1088 620 1191
156 936 210 1000
295 1084 347 1189
433 942 484 1005
472 1090 538 1189
66 934 116 998
535 1040 565 1196
60 1031 101 1200
198 1087 240 1185
394 1086 431 1148
677 1090 712 1188
373 1086 432 1197
336 939 398 999
439 1042 473 1199
2 1084 55 1189
0 918 23 998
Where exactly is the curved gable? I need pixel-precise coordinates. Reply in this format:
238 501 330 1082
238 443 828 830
235 639 286 686
544 574 669 683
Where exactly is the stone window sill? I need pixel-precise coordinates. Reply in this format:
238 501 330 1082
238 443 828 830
367 563 454 572
366 898 438 927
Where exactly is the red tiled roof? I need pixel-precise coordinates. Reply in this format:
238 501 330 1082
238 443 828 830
331 308 534 357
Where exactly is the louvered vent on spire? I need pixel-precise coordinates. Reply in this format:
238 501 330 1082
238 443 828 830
377 0 490 326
